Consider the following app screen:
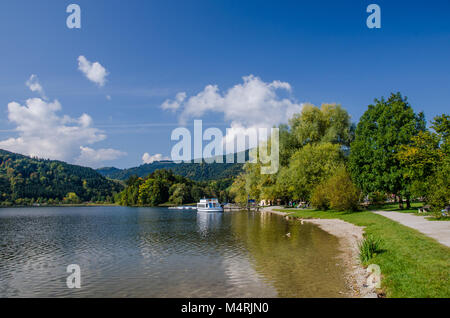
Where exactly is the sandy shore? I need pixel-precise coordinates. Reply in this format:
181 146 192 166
262 207 378 298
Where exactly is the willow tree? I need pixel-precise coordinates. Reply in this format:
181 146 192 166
349 93 426 208
289 103 354 147
283 142 345 202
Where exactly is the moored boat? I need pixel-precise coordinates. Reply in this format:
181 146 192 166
197 198 223 212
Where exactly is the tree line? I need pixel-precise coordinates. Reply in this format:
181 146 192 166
230 93 449 212
117 169 233 206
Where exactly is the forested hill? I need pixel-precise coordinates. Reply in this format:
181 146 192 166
97 153 248 181
0 149 123 205
97 161 243 181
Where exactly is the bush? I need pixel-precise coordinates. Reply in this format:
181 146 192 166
311 167 360 211
327 168 360 211
359 235 383 263
311 183 329 210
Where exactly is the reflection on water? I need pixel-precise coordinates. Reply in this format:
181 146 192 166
0 207 350 297
197 211 223 235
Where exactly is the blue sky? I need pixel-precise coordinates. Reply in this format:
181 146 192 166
0 0 449 168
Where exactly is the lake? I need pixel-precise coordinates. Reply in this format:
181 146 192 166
0 206 350 297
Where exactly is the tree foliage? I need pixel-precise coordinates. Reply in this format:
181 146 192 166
283 143 345 201
231 103 353 204
289 103 354 147
396 114 449 209
313 168 360 211
118 169 232 206
0 149 122 205
349 93 426 201
97 159 244 181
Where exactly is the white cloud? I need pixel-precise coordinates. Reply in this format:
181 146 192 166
25 74 46 99
161 92 186 111
76 147 126 168
106 95 111 100
0 79 125 167
142 153 170 164
161 75 303 149
77 55 108 86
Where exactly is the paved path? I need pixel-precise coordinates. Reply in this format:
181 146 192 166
373 211 450 247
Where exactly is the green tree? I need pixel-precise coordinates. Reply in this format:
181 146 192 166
396 114 449 208
63 192 81 204
190 185 204 202
431 114 450 155
138 178 166 206
396 131 443 198
349 93 426 208
283 142 345 201
230 174 248 206
169 183 190 205
426 162 450 211
289 103 354 147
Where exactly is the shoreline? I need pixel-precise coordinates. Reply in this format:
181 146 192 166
261 207 378 298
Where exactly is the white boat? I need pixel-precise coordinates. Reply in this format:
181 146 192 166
197 198 223 212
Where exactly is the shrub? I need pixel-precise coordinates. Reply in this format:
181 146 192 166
311 183 329 210
311 167 360 211
327 168 360 211
358 235 383 263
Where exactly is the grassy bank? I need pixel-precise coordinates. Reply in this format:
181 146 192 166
278 209 450 298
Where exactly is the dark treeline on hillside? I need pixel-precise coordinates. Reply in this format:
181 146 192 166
97 155 246 181
117 169 233 206
0 149 123 206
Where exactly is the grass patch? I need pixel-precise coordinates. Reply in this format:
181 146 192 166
359 235 384 263
427 216 450 221
278 208 450 298
368 202 423 214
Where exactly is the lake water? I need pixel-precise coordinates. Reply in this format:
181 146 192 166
0 206 350 297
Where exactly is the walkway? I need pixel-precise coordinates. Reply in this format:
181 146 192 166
373 211 450 247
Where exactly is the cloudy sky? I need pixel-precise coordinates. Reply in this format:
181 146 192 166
0 0 449 168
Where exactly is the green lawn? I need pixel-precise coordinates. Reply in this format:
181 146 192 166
278 209 450 298
367 202 423 214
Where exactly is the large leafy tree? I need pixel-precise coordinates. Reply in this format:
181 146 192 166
396 114 449 209
169 183 190 205
431 114 450 155
349 93 426 207
230 103 354 205
289 103 354 147
283 142 345 201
